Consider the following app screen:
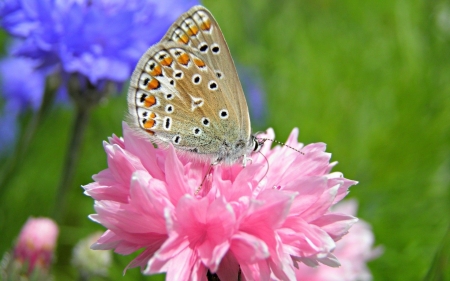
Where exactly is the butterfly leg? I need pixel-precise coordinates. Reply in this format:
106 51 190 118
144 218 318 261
195 163 214 195
242 154 252 167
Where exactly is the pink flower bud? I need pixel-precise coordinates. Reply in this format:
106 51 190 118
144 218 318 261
13 217 59 274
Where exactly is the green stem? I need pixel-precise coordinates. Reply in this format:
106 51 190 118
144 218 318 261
51 76 113 222
52 103 92 222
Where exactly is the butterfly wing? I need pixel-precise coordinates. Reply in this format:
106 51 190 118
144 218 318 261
127 6 253 164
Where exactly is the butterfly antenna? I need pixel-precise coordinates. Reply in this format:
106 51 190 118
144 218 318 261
195 164 213 195
258 138 305 155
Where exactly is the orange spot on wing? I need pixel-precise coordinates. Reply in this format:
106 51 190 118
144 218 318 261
146 78 160 90
187 26 199 36
160 57 173 67
144 95 156 107
150 65 162 76
193 58 206 68
149 112 156 119
177 53 190 65
144 119 155 129
178 33 190 44
200 19 211 31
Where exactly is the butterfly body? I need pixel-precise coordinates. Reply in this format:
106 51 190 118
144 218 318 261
128 6 261 165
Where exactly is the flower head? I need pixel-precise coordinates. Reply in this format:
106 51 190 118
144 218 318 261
0 0 199 85
0 52 47 154
13 217 59 274
84 123 358 280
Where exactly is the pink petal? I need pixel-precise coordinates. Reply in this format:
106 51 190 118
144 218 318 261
125 238 168 271
241 189 294 233
227 163 264 200
122 123 165 180
190 259 208 281
282 176 328 216
216 252 240 280
311 213 358 241
230 232 269 263
165 146 191 203
148 246 195 280
299 185 339 222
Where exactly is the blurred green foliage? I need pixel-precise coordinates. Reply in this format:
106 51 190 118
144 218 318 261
1 0 449 280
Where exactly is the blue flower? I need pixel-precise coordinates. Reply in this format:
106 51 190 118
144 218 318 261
0 0 198 153
0 0 199 85
0 54 46 154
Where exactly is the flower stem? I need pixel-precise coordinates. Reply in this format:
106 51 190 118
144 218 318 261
52 103 92 222
51 76 113 222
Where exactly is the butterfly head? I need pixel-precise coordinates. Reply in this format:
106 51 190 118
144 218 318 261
214 135 264 165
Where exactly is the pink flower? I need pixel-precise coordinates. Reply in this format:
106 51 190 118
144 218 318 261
294 200 382 281
84 123 358 280
13 217 59 274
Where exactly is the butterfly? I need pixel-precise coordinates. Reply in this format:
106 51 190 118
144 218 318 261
127 5 263 165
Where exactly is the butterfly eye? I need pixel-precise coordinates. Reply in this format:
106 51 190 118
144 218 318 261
192 74 201 85
211 43 220 54
252 138 263 152
201 117 210 126
208 81 218 91
219 109 228 119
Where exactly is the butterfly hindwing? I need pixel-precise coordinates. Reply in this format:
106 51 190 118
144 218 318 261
128 41 242 157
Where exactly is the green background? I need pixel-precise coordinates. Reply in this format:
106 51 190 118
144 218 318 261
1 0 449 280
